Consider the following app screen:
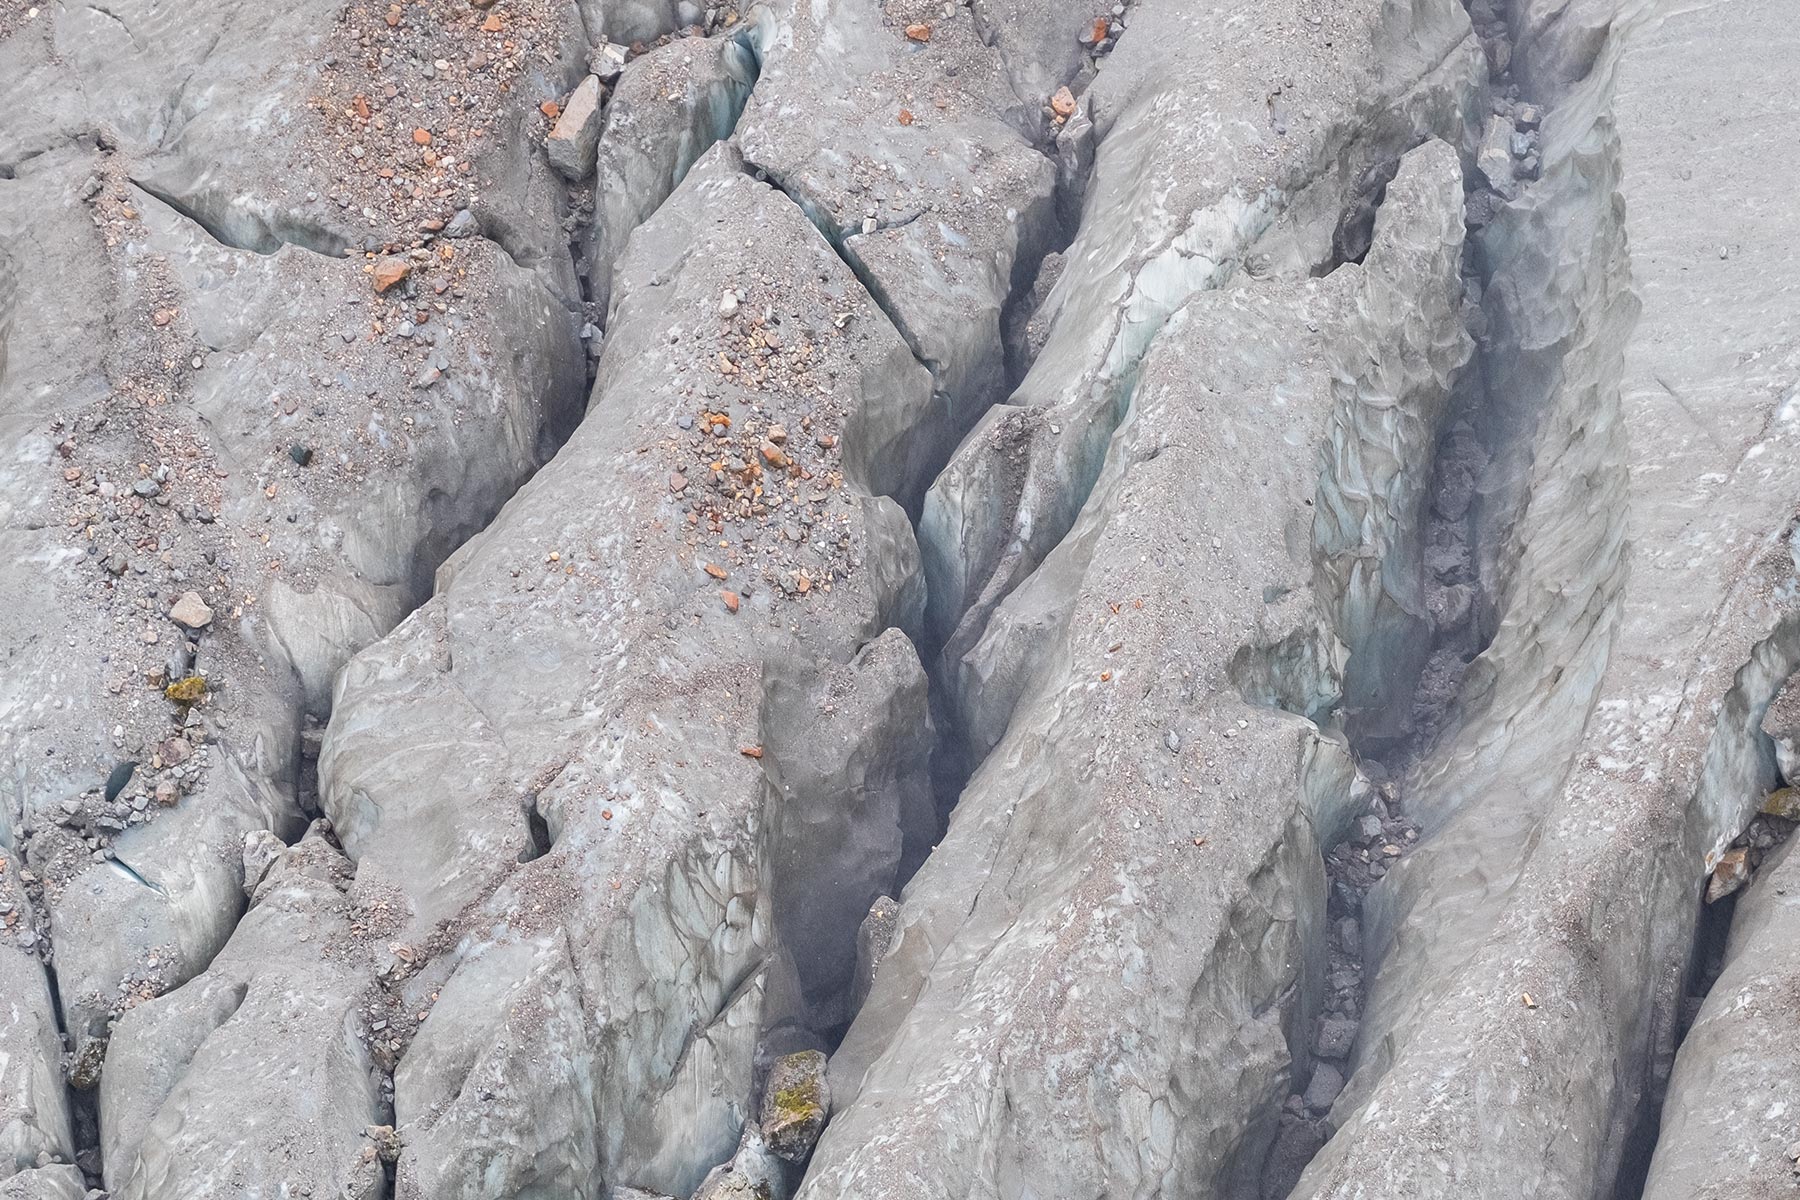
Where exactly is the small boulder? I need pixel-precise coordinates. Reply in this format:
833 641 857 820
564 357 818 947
1302 1062 1346 1113
761 1049 830 1162
850 895 898 1013
168 590 213 630
548 75 605 181
693 1125 786 1199
586 40 629 83
371 256 412 293
1314 1014 1358 1060
1707 847 1750 903
1476 115 1520 200
242 829 285 899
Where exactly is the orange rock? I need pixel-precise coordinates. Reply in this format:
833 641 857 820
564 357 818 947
385 4 402 25
413 127 432 145
760 442 788 469
371 257 412 293
1050 86 1076 119
897 108 914 126
740 745 764 758
481 12 503 30
353 94 371 119
905 22 930 40
703 562 728 580
1091 16 1109 41
540 100 561 119
721 590 740 613
1707 848 1750 902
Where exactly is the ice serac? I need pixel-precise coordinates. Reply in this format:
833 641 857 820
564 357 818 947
319 146 938 1197
0 0 585 1096
1290 1 1800 1195
917 0 1484 679
99 828 385 1199
735 0 1058 512
589 32 757 315
1639 838 1800 1198
802 141 1469 1200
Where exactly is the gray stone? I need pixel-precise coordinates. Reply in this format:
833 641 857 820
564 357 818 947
547 75 604 184
587 40 630 83
1314 1014 1358 1060
239 828 284 900
1302 1063 1346 1113
1476 114 1520 198
691 1126 788 1200
167 591 213 630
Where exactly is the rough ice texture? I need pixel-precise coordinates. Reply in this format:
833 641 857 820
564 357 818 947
0 0 586 1098
320 152 936 1197
802 141 1470 1200
1292 1 1800 1194
1639 836 1800 1198
918 0 1484 682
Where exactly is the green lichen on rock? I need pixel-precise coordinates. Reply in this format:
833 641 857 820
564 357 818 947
759 1049 830 1163
164 675 208 704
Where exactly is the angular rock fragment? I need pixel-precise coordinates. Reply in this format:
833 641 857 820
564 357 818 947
1475 114 1520 198
693 1126 789 1200
166 591 212 630
548 75 607 182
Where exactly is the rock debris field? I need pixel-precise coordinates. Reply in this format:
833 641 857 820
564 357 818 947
0 0 1796 1196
